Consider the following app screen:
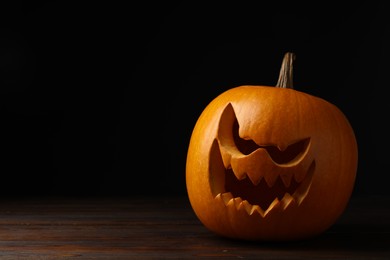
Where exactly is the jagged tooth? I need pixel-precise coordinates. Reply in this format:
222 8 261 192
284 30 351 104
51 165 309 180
240 200 253 215
233 197 243 210
231 158 247 180
221 192 233 205
264 171 278 187
280 193 296 210
226 198 235 207
250 205 265 217
280 172 293 187
264 197 281 216
235 172 247 181
246 172 263 185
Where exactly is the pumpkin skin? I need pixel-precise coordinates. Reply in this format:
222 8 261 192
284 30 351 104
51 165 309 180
186 85 358 241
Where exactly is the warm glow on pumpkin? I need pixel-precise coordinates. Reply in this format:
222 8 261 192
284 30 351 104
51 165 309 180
185 53 358 241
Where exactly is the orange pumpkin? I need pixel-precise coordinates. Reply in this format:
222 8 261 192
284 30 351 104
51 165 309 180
185 53 358 241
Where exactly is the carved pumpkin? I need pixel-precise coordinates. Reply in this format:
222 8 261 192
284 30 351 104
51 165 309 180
186 53 358 241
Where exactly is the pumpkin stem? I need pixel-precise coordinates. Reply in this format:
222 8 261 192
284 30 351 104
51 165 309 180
276 52 295 89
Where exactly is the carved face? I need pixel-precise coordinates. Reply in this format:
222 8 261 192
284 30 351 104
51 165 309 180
212 103 315 216
186 86 358 241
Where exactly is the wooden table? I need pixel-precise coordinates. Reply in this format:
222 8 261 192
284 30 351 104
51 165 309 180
0 195 388 259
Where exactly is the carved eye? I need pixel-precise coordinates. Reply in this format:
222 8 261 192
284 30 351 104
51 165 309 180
233 118 310 164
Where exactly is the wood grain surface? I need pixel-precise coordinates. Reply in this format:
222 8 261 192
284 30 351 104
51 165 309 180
0 195 388 259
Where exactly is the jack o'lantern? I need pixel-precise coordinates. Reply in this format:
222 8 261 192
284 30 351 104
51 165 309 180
186 52 358 241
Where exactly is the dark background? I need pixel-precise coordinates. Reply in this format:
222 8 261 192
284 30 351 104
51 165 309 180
1 2 388 198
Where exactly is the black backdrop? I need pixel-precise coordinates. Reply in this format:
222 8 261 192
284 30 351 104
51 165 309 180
1 2 388 198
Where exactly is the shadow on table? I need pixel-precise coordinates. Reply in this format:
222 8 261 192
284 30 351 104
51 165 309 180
197 196 390 258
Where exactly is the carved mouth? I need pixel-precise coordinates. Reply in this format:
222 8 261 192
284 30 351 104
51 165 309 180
210 103 315 217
